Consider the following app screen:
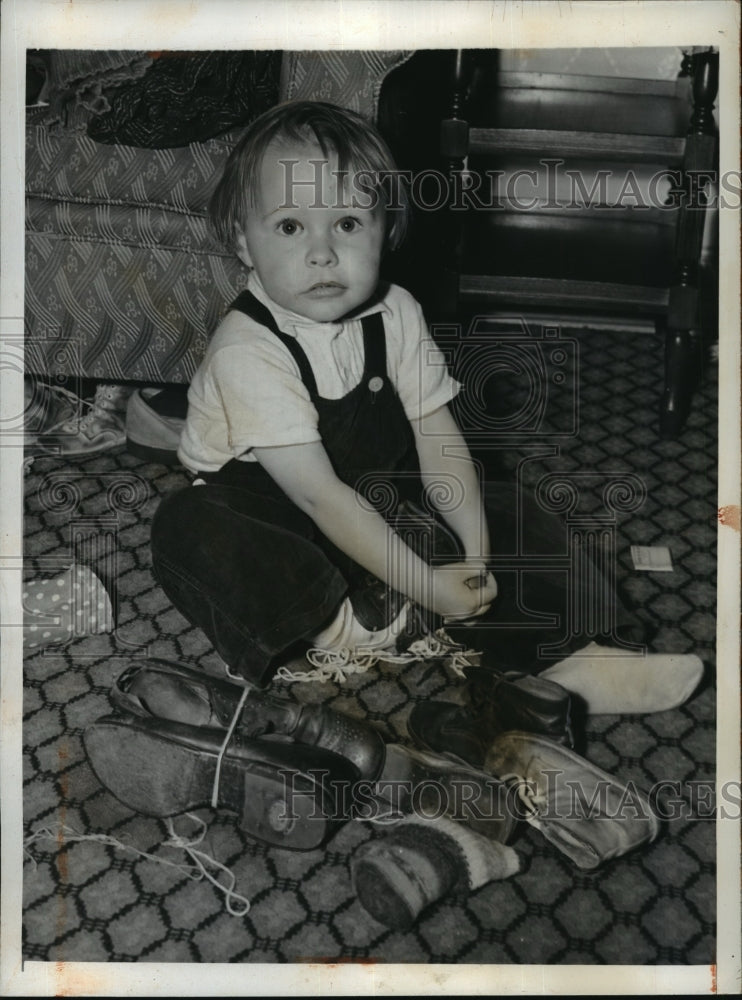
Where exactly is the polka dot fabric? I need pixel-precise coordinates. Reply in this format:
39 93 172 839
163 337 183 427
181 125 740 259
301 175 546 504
23 563 114 650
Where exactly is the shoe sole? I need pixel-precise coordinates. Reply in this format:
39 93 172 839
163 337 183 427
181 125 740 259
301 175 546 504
84 717 340 851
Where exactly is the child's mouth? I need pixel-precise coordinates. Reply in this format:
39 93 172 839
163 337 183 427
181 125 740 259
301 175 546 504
305 282 346 297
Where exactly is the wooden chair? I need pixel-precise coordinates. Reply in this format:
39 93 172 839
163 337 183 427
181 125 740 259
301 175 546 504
438 49 719 438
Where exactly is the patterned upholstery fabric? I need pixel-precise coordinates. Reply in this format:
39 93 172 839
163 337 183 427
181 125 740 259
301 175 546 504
24 50 412 383
280 50 413 119
25 114 251 383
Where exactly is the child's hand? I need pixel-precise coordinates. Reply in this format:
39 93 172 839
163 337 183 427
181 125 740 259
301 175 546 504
431 562 497 621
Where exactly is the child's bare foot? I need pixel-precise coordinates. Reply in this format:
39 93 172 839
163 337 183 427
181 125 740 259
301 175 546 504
538 642 704 714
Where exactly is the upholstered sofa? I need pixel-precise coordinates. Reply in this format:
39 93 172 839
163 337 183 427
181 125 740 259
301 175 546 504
24 49 413 386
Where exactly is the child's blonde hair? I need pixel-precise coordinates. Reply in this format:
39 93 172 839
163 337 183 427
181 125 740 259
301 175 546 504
209 100 409 253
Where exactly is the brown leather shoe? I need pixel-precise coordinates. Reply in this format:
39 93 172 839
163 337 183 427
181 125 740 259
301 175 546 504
110 658 387 781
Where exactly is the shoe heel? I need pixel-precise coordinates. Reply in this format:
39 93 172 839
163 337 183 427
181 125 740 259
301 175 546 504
240 768 335 851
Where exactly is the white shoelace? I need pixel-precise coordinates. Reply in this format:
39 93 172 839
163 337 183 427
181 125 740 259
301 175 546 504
35 383 122 436
24 815 250 916
275 647 384 684
501 771 546 824
275 628 480 685
211 685 250 809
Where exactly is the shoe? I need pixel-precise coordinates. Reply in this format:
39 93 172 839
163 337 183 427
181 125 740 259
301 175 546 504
84 712 358 850
24 378 81 447
125 387 188 465
371 743 518 845
407 666 575 768
484 731 660 870
353 500 464 645
110 658 386 781
391 499 463 563
37 383 131 456
348 574 409 633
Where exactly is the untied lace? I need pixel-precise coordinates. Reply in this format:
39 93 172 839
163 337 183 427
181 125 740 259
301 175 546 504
41 383 123 435
24 815 250 917
276 628 480 685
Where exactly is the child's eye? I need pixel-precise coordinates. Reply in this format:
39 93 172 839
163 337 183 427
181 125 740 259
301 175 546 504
277 219 302 236
336 217 361 233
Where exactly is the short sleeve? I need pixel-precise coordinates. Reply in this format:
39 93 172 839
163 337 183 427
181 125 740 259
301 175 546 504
209 337 321 453
387 288 461 419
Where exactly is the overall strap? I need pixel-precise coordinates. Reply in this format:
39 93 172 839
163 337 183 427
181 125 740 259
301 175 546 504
360 311 387 380
229 290 319 397
230 290 388 398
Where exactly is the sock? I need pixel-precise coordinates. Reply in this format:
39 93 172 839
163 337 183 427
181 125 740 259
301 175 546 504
539 641 704 714
311 596 410 654
350 815 520 929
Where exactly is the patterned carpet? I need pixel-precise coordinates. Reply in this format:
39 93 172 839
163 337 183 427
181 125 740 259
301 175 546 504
21 325 718 966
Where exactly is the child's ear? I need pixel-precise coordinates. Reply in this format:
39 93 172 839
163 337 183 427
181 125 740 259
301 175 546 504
234 225 253 269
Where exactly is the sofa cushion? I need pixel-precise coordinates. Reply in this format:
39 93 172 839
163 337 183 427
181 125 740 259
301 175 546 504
26 113 243 213
25 117 253 383
24 50 414 384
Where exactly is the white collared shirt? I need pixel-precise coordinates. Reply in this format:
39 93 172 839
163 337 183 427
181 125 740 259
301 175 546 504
178 275 461 472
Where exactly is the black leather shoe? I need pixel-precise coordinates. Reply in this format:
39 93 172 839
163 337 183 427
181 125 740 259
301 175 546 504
407 667 574 769
348 499 462 637
110 658 386 781
84 712 358 851
466 664 575 747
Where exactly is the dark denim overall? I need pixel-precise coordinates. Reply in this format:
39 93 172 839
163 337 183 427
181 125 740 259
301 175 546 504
151 291 431 687
151 291 644 687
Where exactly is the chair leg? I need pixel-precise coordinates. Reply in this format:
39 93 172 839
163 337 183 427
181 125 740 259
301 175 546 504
659 325 703 439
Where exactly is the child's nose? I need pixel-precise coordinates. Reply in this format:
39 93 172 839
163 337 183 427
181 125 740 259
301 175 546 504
306 237 338 267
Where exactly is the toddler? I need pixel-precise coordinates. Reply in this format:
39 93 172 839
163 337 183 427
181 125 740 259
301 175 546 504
151 100 702 715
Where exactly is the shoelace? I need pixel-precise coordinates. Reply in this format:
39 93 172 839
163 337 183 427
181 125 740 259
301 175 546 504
402 628 479 677
24 816 250 916
276 647 384 684
211 685 250 809
27 381 86 432
276 628 480 685
40 384 124 436
501 770 547 823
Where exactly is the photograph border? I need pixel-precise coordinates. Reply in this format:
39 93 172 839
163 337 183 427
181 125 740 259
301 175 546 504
2 1 740 995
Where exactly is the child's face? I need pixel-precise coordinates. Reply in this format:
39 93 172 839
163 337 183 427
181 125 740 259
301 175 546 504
236 140 386 323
